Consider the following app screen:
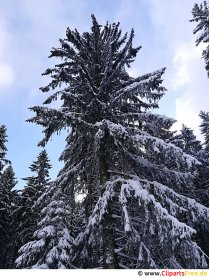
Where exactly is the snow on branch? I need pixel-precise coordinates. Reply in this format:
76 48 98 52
76 175 208 247
133 132 201 168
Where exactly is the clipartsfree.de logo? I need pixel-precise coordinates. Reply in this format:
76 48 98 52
138 270 208 277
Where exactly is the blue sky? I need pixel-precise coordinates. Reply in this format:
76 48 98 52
0 0 208 188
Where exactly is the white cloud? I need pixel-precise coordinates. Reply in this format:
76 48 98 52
0 2 76 107
173 43 208 139
171 43 205 90
0 19 14 94
115 0 133 21
0 64 14 87
174 95 202 138
127 67 139 78
146 0 208 140
171 45 191 90
147 0 194 46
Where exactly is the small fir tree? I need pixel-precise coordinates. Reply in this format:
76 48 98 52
16 183 74 269
17 150 52 246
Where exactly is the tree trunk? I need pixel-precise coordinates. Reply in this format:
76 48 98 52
102 205 118 268
99 127 118 269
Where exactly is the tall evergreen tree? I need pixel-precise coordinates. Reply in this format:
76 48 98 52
17 150 52 247
0 125 7 268
191 1 209 78
0 166 18 269
21 16 209 268
198 111 209 206
200 111 209 153
171 122 209 258
0 125 17 268
190 111 209 260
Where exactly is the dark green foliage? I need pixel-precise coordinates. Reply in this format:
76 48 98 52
171 125 202 156
0 166 18 268
0 125 10 172
200 111 209 149
0 126 17 268
16 183 74 269
17 150 52 246
196 111 209 207
191 1 209 78
171 121 209 259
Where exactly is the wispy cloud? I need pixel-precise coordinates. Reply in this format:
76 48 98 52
0 0 91 105
115 0 133 21
0 19 14 95
146 0 208 139
173 43 208 139
0 64 14 88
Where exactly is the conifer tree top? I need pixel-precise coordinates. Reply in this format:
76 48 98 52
22 149 52 187
200 110 209 146
28 15 166 146
0 125 10 172
0 125 8 157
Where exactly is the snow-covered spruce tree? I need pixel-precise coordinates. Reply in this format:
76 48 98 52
0 125 16 268
191 1 209 78
0 166 18 268
197 111 209 206
200 111 209 155
27 16 209 268
16 150 52 246
170 122 206 198
171 122 209 258
16 183 74 269
190 111 209 259
16 136 86 269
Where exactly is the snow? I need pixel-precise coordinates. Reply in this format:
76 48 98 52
105 254 113 264
89 179 116 225
32 263 48 269
119 185 131 232
34 225 55 239
133 131 201 168
95 119 126 135
78 173 208 260
46 246 59 264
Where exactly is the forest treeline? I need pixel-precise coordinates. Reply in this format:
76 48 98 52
0 1 209 269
